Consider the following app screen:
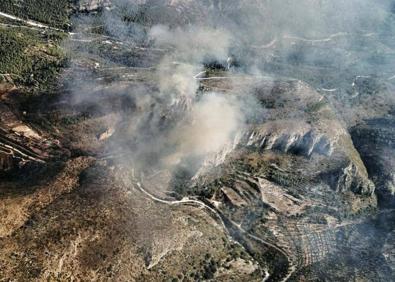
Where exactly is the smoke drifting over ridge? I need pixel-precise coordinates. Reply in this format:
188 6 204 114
67 3 246 175
59 1 395 280
66 0 395 175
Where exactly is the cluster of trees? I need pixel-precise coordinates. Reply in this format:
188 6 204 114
0 29 29 77
0 0 71 29
0 27 65 89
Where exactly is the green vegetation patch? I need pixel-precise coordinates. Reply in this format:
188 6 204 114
0 26 66 91
0 0 73 29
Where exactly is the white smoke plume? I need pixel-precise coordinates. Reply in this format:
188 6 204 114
164 93 243 167
127 24 243 170
66 0 395 176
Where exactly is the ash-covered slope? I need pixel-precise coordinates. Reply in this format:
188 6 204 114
351 116 395 208
172 75 379 280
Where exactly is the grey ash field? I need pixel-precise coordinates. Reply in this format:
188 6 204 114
0 1 395 281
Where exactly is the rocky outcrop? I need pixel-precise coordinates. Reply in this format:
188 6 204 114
326 161 375 195
244 121 333 157
201 77 375 196
183 77 380 279
77 0 112 12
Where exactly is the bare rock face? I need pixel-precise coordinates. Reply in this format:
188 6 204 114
201 77 375 196
77 0 112 11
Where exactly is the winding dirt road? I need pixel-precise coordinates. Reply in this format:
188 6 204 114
0 11 63 31
133 177 294 282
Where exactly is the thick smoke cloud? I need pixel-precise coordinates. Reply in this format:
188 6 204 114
67 4 246 176
164 93 243 166
66 0 395 176
134 24 242 171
